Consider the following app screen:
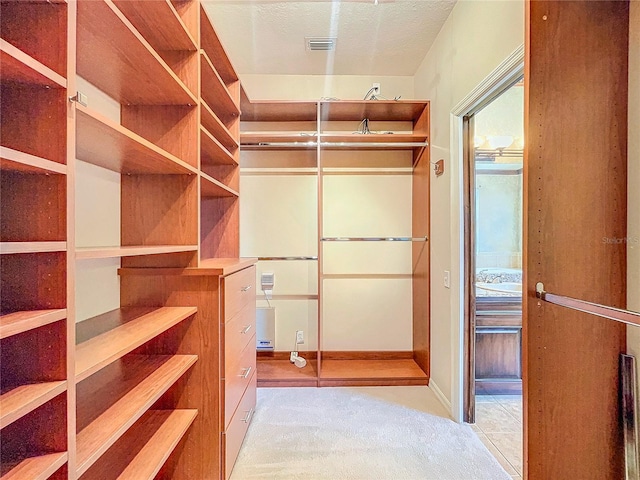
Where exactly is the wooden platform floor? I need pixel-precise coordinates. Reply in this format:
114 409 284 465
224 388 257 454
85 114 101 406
257 358 428 387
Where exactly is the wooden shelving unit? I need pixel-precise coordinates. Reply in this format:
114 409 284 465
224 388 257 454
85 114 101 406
0 452 68 480
76 105 198 175
79 410 197 480
241 98 431 387
3 2 248 478
1 0 70 477
75 355 197 475
75 307 196 382
76 0 196 105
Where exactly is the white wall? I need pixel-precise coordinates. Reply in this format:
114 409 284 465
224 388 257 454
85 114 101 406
626 3 640 374
241 74 414 100
413 0 524 418
75 77 122 322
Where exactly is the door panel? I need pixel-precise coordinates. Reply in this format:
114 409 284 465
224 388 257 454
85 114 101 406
525 1 628 478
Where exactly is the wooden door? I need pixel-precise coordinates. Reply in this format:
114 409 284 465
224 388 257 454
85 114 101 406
525 1 629 478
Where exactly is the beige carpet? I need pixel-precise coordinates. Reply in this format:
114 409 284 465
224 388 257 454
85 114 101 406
230 386 511 480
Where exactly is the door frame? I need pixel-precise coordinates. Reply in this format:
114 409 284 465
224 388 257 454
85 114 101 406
449 45 524 423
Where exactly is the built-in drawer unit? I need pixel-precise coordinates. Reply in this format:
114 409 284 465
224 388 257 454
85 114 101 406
225 336 257 426
224 371 257 480
224 265 256 320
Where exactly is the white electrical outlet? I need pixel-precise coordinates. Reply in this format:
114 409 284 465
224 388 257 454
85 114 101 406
372 82 380 95
296 330 304 344
444 270 450 288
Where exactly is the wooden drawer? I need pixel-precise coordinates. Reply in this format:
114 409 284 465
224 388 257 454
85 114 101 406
225 337 257 427
224 371 257 480
224 266 256 321
225 302 256 366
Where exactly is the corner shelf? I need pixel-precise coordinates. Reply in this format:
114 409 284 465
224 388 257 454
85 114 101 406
79 409 197 480
76 354 197 476
200 172 238 198
0 309 67 340
201 100 238 152
0 242 67 255
0 39 66 88
76 105 198 175
0 147 67 175
112 0 198 52
76 245 198 260
200 51 240 121
76 0 196 105
75 307 197 382
0 452 67 480
201 126 236 166
0 381 67 429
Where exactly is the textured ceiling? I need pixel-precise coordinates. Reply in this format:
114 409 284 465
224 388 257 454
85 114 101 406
202 0 457 76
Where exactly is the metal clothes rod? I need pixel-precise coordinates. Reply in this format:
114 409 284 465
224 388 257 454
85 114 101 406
535 282 640 327
321 236 428 242
257 256 318 261
240 142 428 148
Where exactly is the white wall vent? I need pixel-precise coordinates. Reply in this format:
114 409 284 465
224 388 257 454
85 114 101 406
306 37 337 51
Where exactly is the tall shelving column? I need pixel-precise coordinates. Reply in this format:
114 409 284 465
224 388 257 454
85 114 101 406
199 6 242 261
73 1 200 479
317 100 430 386
0 1 71 478
239 97 321 386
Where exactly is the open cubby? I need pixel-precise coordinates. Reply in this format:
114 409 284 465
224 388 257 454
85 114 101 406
121 105 199 169
200 197 239 259
0 393 67 478
0 1 67 77
0 84 66 165
0 172 66 243
121 175 199 247
0 253 66 314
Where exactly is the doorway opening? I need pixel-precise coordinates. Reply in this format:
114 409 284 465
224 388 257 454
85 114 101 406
463 78 524 477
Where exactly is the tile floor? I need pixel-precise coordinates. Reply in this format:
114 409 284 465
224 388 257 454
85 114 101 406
470 395 523 479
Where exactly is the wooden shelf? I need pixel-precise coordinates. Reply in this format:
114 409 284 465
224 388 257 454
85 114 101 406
200 6 238 84
0 309 66 340
76 245 198 260
240 101 318 122
320 101 429 122
0 452 67 480
79 409 197 480
200 52 239 121
240 132 318 150
201 172 238 198
0 39 66 88
76 0 196 105
201 126 236 166
256 358 318 387
75 307 197 382
76 355 197 476
320 133 428 147
0 242 66 255
0 381 66 429
76 105 197 175
119 258 257 277
113 0 197 52
0 147 67 175
201 100 238 152
319 359 428 387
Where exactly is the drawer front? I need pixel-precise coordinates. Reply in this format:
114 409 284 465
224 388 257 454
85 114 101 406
224 266 256 321
475 327 522 379
224 371 257 480
225 302 256 366
225 337 257 427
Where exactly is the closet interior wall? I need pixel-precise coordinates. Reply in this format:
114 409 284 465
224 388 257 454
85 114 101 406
240 92 431 387
1 2 253 479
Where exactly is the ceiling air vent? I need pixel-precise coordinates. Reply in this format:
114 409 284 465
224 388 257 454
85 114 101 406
306 37 336 51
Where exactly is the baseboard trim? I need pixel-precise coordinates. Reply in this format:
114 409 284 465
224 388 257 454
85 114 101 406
321 351 414 360
429 378 452 414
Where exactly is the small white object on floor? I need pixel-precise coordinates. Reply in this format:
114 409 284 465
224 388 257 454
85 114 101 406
293 356 306 368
